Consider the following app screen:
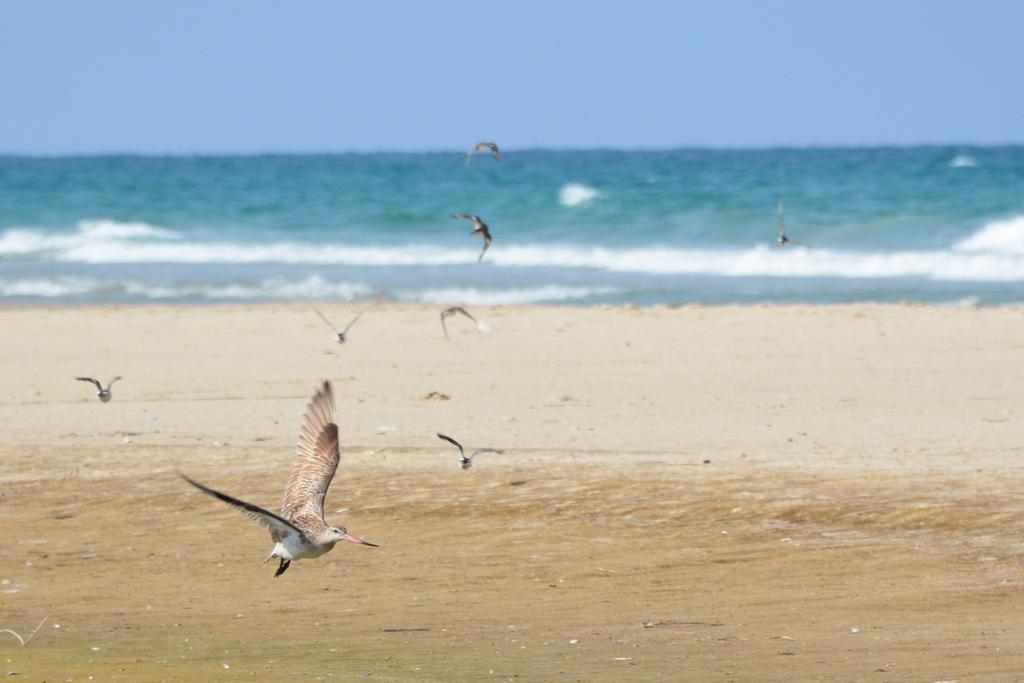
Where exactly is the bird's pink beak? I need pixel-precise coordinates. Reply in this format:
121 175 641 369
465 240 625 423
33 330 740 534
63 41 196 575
344 532 379 547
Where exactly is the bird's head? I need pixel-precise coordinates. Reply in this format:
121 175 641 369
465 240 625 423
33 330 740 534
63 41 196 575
328 526 379 547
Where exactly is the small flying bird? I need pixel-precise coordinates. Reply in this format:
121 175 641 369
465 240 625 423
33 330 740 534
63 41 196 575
465 141 500 165
440 306 488 340
181 381 378 578
451 213 492 262
314 308 368 344
76 376 121 403
776 200 806 247
437 433 503 470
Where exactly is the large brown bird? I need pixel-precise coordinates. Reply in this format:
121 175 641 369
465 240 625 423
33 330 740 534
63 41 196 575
181 381 378 577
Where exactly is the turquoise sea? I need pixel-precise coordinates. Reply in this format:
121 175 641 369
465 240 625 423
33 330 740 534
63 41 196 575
1 147 1023 305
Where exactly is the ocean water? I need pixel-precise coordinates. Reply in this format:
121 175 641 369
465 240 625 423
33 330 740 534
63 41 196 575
1 147 1023 306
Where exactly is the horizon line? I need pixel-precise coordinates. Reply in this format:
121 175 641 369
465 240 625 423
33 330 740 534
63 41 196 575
1 141 1022 159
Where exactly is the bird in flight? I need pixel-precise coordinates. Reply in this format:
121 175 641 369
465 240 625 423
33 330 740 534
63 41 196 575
181 381 378 577
436 432 503 470
76 376 121 403
440 306 489 340
466 141 500 165
451 213 492 262
776 200 806 247
314 308 369 344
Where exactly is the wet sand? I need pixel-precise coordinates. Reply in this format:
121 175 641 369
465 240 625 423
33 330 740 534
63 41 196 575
2 303 1024 681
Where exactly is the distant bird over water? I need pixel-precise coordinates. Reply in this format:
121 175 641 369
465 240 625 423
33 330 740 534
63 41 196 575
181 381 378 577
466 141 500 165
440 306 487 340
315 308 368 344
436 433 503 470
451 213 492 261
776 200 806 247
76 376 121 403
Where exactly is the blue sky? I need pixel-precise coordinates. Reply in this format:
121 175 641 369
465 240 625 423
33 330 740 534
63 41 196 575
0 1 1021 153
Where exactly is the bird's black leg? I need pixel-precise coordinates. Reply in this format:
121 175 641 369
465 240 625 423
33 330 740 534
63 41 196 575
274 559 291 577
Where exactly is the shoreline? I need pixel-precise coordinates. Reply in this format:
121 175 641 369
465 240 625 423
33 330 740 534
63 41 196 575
0 298 1011 309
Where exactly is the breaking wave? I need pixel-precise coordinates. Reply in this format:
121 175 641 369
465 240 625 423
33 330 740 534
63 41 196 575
4 215 1024 283
77 219 177 239
558 183 601 206
0 275 371 301
0 276 620 305
396 285 622 305
0 219 177 257
954 215 1024 256
949 154 979 168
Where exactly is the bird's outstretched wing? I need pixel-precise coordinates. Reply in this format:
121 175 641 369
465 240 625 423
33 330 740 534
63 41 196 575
465 448 503 468
181 474 301 540
450 307 476 323
436 432 465 459
440 310 452 340
341 309 368 335
452 213 483 227
281 381 341 523
478 232 492 262
441 307 477 340
76 377 102 390
314 309 339 333
107 376 122 389
466 142 499 165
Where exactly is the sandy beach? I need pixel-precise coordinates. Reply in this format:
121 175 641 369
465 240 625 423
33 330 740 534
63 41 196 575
2 303 1024 681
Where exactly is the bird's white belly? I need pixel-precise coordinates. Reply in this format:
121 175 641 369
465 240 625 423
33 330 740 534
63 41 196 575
273 536 334 562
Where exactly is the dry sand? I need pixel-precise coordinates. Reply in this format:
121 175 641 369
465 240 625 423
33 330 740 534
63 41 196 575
1 303 1024 681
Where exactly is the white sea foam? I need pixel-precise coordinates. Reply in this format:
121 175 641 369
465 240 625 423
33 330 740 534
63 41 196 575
397 285 621 305
59 240 474 265
0 229 69 255
78 219 177 239
0 275 607 304
8 237 1024 281
5 216 1024 282
0 277 101 298
953 215 1024 255
204 276 371 301
0 225 466 264
0 275 371 301
491 243 1024 281
937 296 982 308
949 154 979 168
558 183 601 206
0 219 176 256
